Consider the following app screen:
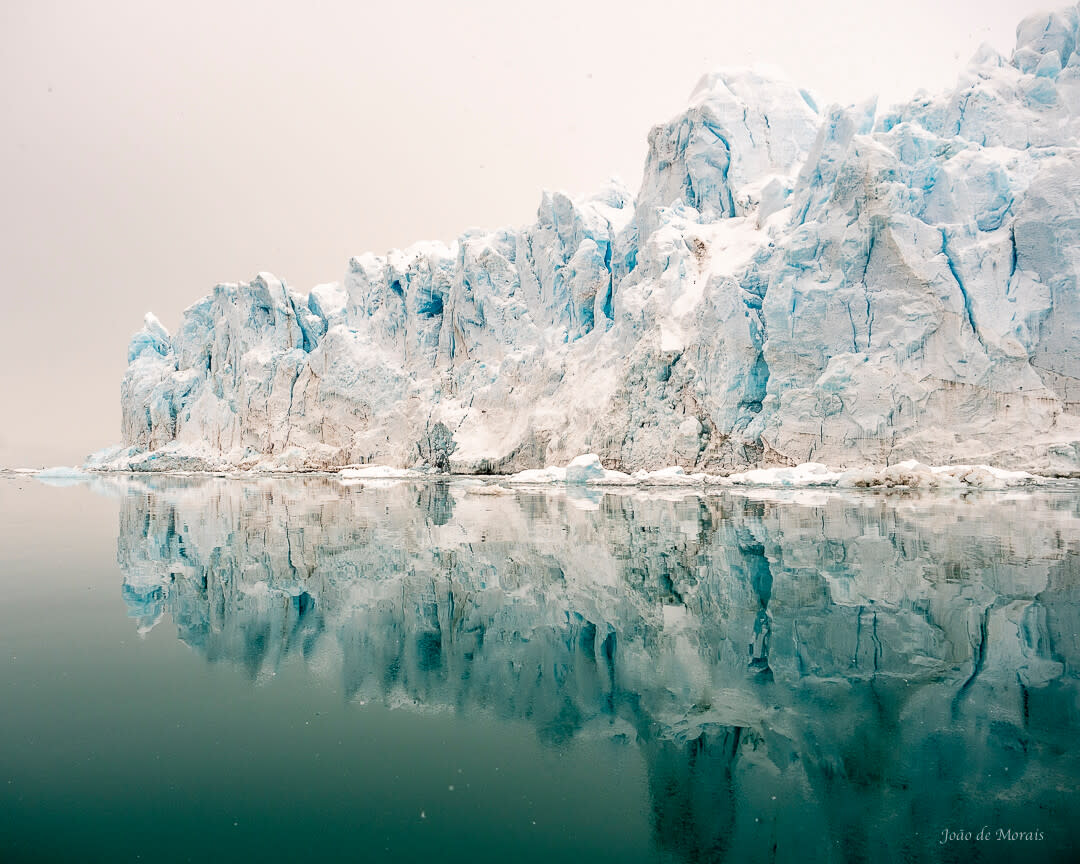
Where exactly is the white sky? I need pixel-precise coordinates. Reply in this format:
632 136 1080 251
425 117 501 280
0 0 1052 466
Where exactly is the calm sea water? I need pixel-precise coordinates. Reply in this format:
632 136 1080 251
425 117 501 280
1 474 1078 863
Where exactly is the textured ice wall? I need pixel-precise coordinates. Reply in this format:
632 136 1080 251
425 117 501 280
102 8 1080 474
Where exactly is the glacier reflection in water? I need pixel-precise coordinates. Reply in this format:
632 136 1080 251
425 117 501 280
112 476 1080 861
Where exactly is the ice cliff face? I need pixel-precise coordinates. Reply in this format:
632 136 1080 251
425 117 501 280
103 8 1080 473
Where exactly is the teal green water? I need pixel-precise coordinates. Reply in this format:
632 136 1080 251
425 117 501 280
1 475 1078 863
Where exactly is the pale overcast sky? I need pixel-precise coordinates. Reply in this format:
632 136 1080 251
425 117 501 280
0 0 1052 466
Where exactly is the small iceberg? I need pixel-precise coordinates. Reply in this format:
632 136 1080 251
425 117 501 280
337 465 427 486
35 466 91 488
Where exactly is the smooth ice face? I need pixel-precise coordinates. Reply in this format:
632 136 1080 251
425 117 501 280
104 6 1080 475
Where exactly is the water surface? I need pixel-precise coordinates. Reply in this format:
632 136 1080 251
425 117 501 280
1 475 1078 862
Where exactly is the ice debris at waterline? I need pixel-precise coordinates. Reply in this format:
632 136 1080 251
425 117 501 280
32 466 91 487
94 7 1080 476
500 454 1040 489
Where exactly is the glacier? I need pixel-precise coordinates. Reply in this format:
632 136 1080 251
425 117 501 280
96 8 1080 475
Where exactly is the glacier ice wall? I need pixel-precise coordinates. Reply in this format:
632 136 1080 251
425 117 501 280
104 10 1080 474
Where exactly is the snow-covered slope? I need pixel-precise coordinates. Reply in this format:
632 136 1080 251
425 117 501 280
97 8 1080 474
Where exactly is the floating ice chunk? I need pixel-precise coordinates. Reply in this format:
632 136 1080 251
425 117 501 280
930 464 1037 487
725 463 845 487
837 461 1038 489
34 466 90 487
338 465 426 481
35 466 88 479
507 455 708 487
505 466 568 485
635 466 705 486
723 461 1041 490
836 461 950 489
582 465 715 487
565 454 606 484
505 454 614 485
